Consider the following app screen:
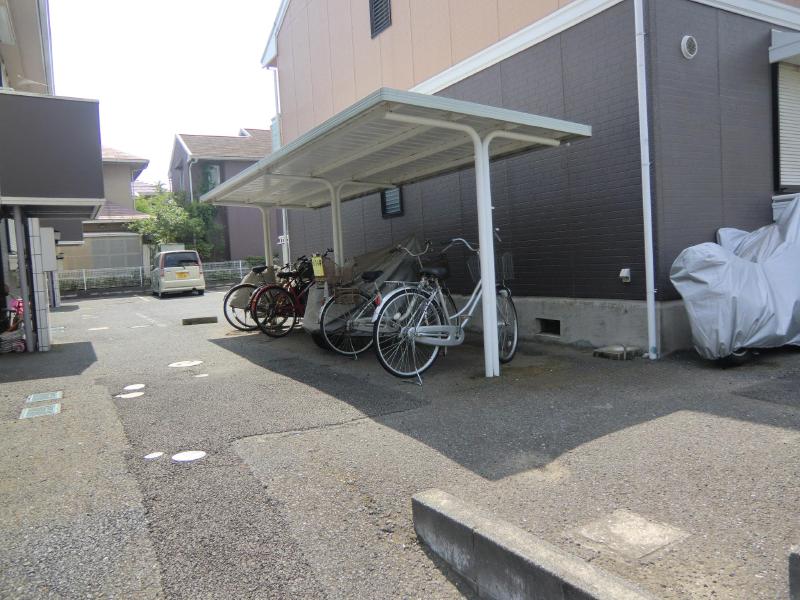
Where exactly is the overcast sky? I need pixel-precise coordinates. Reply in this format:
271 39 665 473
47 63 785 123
49 0 280 185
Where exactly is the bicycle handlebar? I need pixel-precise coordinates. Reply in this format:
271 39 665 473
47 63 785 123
441 238 479 254
396 240 432 258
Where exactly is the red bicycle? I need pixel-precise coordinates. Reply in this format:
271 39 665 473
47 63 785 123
249 250 331 337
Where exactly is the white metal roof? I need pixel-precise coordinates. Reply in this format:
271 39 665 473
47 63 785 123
771 29 800 65
200 88 591 210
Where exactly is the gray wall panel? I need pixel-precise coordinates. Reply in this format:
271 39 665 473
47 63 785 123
0 93 103 200
650 0 780 300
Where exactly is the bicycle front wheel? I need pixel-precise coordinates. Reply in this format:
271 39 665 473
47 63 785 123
373 288 442 378
496 287 518 363
320 289 375 356
223 283 258 331
252 286 297 337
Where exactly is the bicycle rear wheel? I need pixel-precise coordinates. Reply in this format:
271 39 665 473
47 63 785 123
496 288 518 363
320 289 375 356
373 288 442 378
252 286 297 337
223 283 258 331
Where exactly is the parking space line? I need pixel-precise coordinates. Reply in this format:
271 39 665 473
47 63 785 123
135 313 167 328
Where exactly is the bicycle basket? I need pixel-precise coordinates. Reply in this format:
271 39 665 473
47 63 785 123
333 287 363 305
466 252 514 284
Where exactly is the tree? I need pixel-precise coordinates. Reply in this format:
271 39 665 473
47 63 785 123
129 191 225 259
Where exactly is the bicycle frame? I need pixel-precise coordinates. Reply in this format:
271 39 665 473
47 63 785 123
373 235 507 348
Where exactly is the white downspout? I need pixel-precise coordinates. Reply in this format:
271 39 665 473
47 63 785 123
634 0 658 359
187 157 197 202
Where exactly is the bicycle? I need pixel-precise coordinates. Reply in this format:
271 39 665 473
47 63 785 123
222 264 276 332
318 241 457 357
250 250 332 337
371 237 518 379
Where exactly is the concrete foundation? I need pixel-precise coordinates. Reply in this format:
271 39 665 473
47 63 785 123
454 295 692 356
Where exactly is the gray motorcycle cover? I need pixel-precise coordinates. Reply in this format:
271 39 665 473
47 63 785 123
670 196 800 359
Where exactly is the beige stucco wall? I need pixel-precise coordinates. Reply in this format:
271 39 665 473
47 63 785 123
102 163 135 208
275 0 578 144
274 0 800 145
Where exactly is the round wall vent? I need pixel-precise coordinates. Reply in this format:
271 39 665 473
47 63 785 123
681 35 698 60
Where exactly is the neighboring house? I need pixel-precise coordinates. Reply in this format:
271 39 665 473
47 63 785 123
58 148 151 270
133 180 163 197
231 0 800 356
169 128 281 261
0 0 104 352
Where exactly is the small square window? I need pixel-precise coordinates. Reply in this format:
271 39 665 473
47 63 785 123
381 187 403 218
369 0 392 38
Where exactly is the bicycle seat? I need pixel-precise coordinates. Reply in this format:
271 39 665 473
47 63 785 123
361 270 383 283
277 271 299 279
420 266 449 280
251 265 269 274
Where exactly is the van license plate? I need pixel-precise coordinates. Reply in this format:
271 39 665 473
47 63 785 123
176 272 188 279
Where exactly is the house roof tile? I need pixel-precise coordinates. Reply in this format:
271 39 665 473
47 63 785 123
177 128 272 160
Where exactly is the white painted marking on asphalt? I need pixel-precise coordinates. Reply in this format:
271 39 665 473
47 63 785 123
124 384 145 391
135 313 166 328
144 452 164 460
172 451 206 462
116 392 145 399
168 360 203 368
194 374 209 378
88 327 110 331
137 296 152 302
131 325 149 329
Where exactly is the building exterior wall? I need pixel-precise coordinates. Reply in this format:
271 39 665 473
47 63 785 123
59 235 144 270
275 0 580 144
289 0 646 303
102 163 135 208
0 92 103 200
648 0 799 300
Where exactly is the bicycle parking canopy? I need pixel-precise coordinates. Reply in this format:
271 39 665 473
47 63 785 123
201 88 591 377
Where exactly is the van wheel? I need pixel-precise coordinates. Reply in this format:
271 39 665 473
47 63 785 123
197 290 205 296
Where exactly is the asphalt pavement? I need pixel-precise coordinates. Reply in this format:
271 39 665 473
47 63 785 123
1 289 799 598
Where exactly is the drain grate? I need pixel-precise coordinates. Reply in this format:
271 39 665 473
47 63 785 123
26 391 63 404
20 404 61 419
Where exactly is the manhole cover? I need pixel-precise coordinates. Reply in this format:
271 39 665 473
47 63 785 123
26 391 63 404
20 404 61 419
575 509 689 560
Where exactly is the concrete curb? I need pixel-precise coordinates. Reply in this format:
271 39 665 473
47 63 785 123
412 489 655 600
791 546 799 600
182 316 218 325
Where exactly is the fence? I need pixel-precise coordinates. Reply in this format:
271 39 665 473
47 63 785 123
58 260 258 292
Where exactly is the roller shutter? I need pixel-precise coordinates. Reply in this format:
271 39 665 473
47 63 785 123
778 62 800 189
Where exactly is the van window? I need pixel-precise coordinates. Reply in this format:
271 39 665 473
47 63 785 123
163 252 200 268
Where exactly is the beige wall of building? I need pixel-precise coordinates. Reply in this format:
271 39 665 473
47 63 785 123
273 0 800 145
102 163 135 209
274 0 580 144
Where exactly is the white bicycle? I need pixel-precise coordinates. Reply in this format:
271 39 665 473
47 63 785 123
372 237 518 379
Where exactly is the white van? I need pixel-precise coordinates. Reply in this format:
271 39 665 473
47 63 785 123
151 250 205 298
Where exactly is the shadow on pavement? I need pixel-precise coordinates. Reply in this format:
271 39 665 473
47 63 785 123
0 342 97 383
211 331 800 482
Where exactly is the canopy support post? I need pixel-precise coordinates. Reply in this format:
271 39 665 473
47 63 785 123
384 112 501 378
259 206 273 266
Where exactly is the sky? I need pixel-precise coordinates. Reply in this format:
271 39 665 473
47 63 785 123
49 0 281 185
